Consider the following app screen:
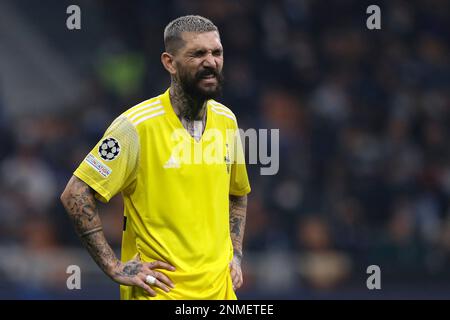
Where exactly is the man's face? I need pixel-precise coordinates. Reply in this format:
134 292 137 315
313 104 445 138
174 31 224 100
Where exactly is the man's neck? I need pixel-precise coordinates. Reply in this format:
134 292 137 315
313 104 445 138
169 80 207 121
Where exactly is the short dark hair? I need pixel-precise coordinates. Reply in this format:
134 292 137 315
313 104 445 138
164 15 218 54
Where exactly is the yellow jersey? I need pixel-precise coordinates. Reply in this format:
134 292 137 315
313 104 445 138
73 88 251 300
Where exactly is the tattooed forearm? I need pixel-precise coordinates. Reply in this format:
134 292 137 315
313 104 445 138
81 226 104 237
80 229 118 276
229 195 247 261
61 176 119 276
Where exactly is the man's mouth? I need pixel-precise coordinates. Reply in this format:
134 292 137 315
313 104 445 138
198 73 218 85
197 69 218 80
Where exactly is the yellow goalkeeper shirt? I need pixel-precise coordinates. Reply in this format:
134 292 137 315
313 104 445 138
73 88 251 300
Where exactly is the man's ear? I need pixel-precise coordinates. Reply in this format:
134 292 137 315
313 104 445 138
161 52 177 75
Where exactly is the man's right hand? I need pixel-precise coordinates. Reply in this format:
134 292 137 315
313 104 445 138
110 257 176 296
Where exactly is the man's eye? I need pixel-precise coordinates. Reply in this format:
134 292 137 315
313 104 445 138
193 51 205 57
213 50 223 56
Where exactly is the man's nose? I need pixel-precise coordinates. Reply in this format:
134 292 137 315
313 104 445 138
203 53 217 68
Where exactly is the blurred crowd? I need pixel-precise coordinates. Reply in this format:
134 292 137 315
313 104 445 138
0 0 449 298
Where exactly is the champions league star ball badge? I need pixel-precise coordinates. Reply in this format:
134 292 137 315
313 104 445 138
98 137 120 161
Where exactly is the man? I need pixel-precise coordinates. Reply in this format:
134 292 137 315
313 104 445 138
60 15 251 300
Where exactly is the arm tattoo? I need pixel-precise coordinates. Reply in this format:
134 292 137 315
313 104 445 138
81 226 103 237
61 176 118 276
229 195 247 262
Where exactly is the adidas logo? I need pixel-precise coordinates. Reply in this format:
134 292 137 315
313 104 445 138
163 156 180 169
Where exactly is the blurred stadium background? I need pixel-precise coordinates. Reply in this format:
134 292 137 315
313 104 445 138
0 0 449 299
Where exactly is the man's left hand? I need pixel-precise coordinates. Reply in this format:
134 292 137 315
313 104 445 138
229 254 243 291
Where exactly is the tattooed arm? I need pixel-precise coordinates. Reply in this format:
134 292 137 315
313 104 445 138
60 175 175 296
229 194 247 290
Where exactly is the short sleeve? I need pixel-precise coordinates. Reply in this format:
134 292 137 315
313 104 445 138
74 116 139 203
228 122 251 196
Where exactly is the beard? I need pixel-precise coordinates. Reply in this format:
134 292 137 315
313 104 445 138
177 66 224 101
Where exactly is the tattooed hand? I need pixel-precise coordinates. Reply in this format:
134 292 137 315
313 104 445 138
111 257 176 296
229 252 243 291
229 194 247 291
61 176 176 297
